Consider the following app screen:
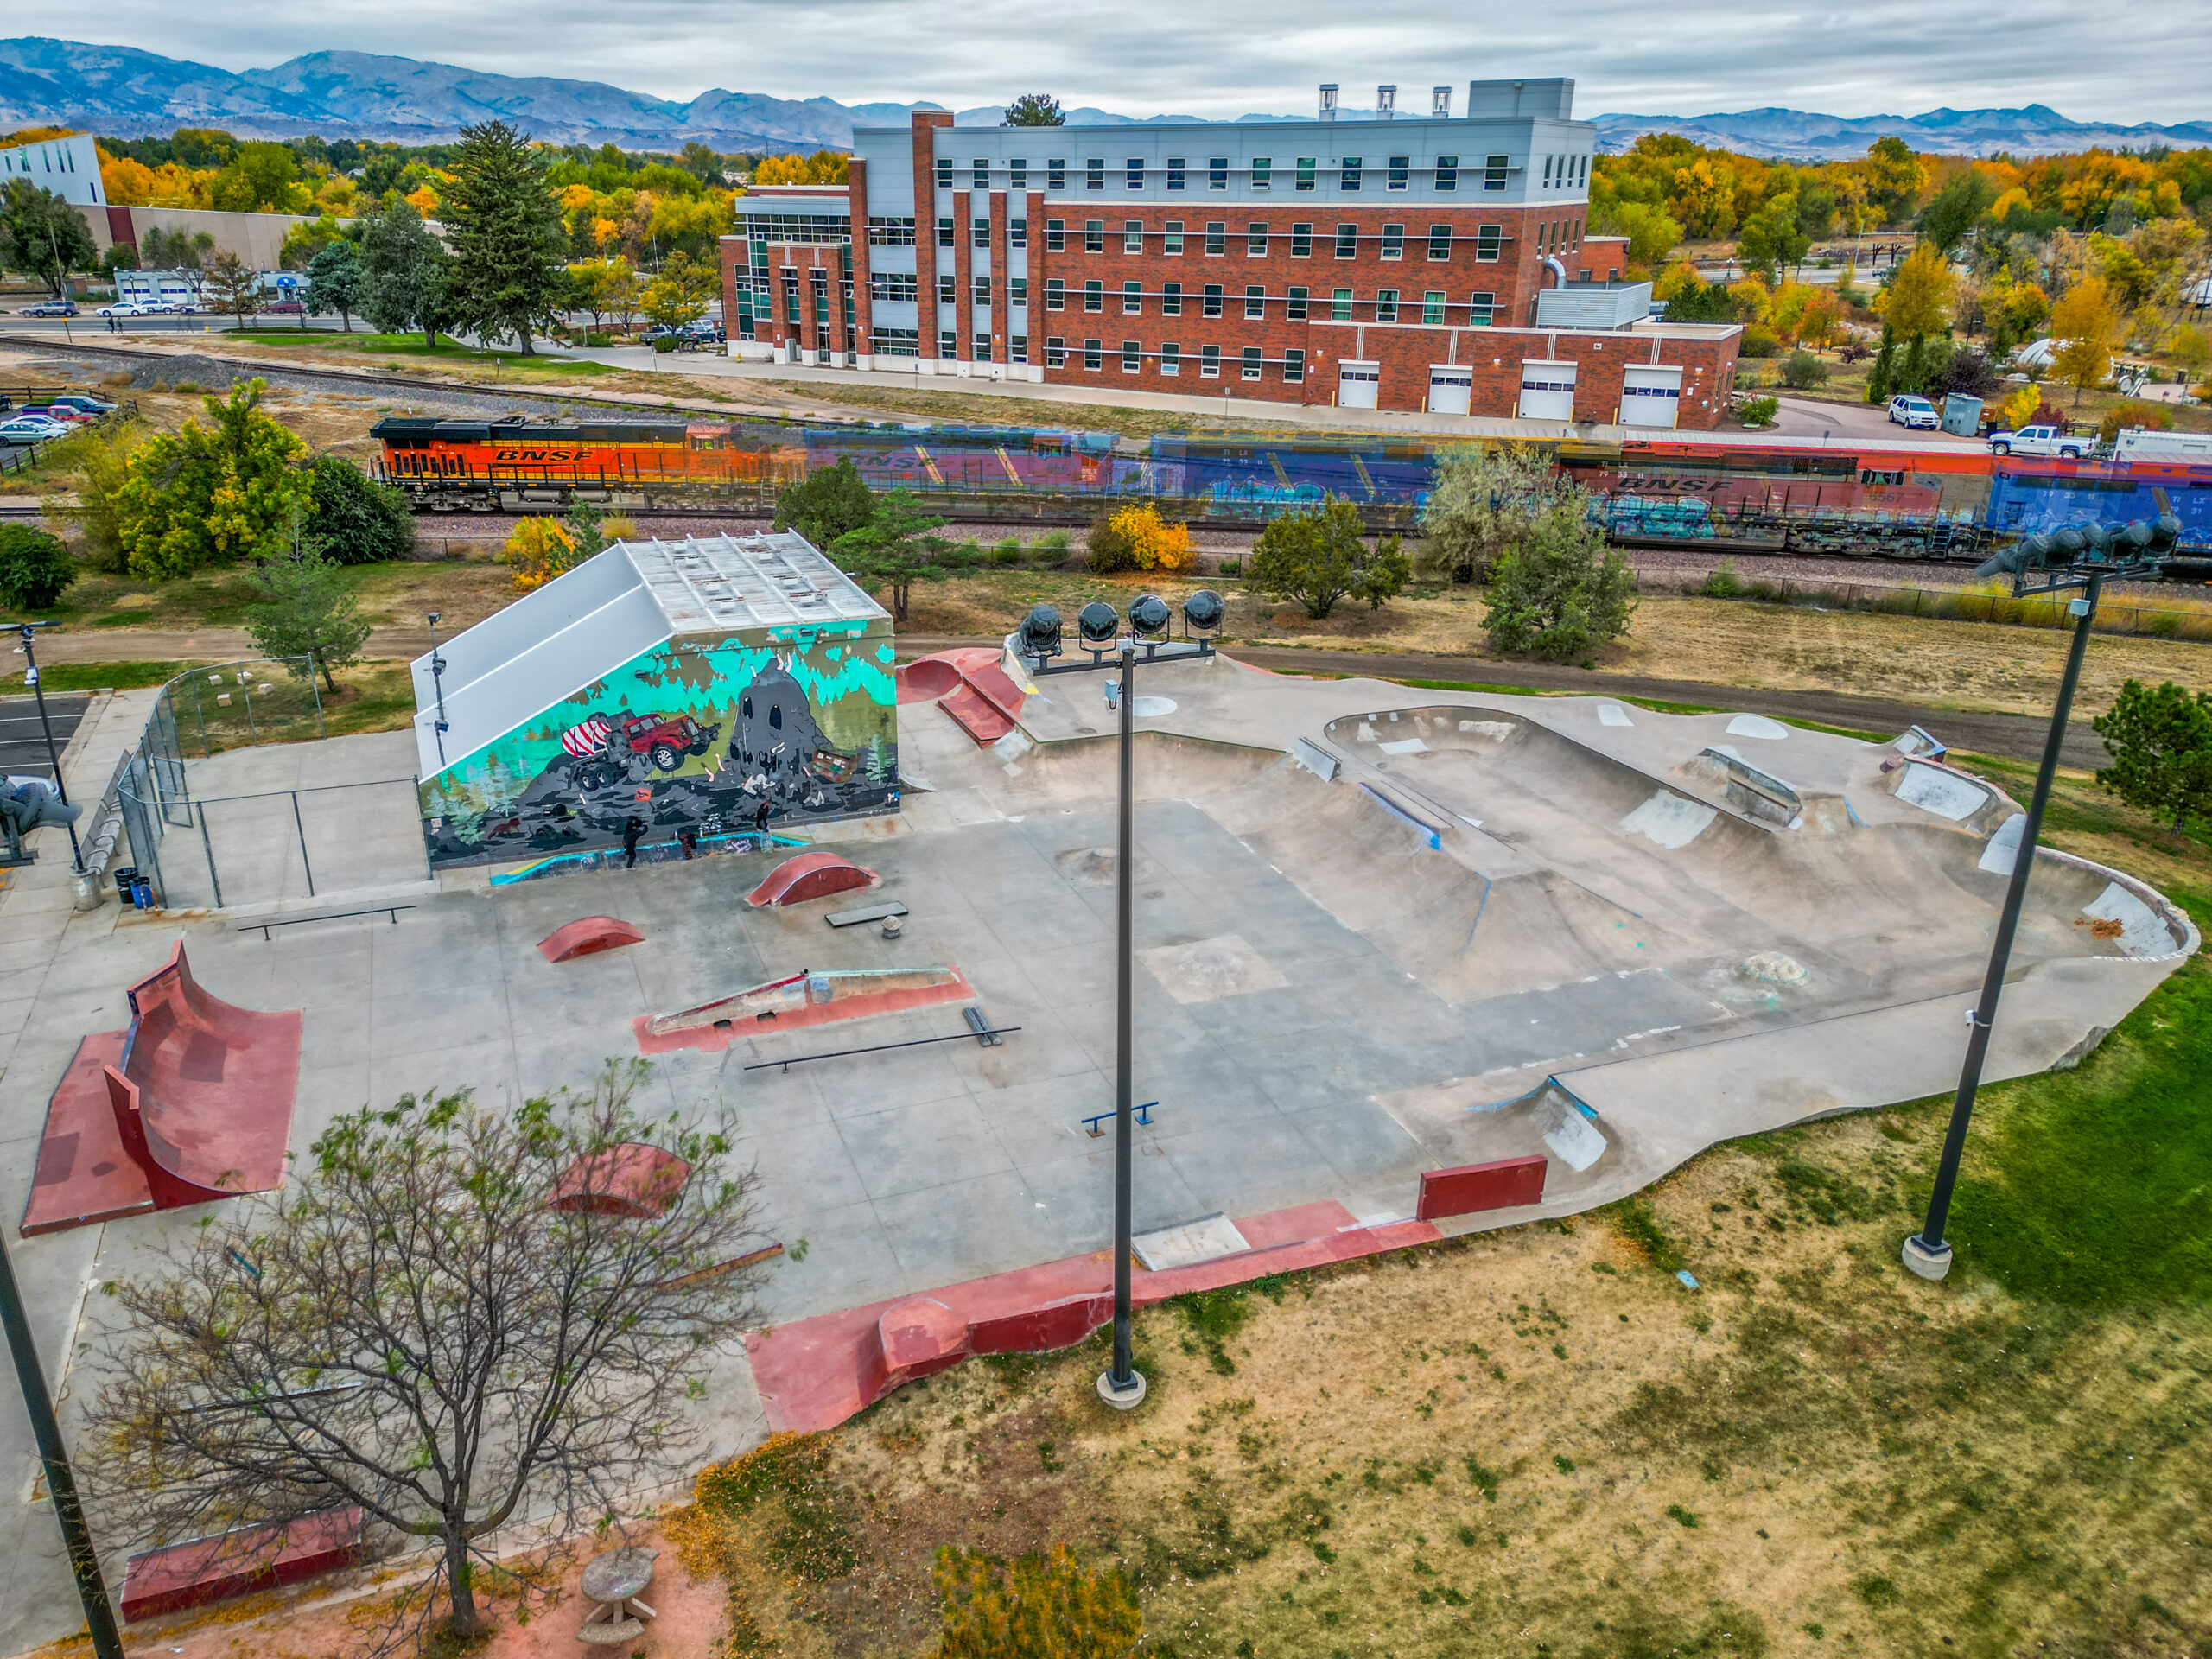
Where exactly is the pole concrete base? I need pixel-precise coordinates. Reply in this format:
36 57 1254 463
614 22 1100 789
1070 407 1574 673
1096 1369 1147 1411
1901 1234 1954 1281
70 873 102 912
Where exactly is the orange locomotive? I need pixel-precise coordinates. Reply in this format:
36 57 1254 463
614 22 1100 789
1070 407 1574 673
369 415 805 512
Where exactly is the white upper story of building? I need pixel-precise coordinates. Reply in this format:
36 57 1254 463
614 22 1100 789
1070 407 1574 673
1 132 106 208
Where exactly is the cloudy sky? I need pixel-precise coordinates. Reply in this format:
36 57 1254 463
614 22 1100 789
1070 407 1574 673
55 0 2212 124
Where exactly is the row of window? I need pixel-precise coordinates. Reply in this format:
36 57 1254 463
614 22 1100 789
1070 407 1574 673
734 213 851 245
1540 153 1590 191
1044 339 1308 381
880 271 1502 327
934 155 1511 194
1033 219 1527 260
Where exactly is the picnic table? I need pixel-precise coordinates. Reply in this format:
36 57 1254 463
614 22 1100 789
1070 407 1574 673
576 1546 658 1645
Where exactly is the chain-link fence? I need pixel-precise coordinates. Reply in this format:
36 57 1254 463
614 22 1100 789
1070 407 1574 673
117 660 429 911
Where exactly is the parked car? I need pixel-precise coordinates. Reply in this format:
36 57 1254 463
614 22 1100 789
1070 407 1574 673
1886 394 1941 430
263 300 304 315
45 394 115 416
96 302 155 318
0 415 71 445
1987 423 2088 460
17 404 94 423
679 320 725 344
16 301 79 317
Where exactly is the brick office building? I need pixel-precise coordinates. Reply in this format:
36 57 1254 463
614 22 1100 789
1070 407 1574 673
720 79 1740 428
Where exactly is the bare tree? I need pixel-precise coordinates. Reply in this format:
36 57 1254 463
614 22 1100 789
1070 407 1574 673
79 1061 767 1646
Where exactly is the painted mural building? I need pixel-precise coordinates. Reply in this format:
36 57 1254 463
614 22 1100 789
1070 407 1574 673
411 533 897 871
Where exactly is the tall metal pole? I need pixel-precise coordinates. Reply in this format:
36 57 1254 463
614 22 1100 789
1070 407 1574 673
1100 640 1145 1407
0 1231 124 1659
1904 572 2101 1281
17 626 85 873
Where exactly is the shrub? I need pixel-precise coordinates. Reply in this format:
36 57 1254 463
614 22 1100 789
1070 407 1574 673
2098 400 2174 446
1779 349 1829 390
1739 325 1783 359
304 454 414 564
1246 497 1408 619
41 419 144 573
1484 499 1637 660
0 524 76 611
990 537 1023 565
2092 678 2212 836
1218 556 1243 577
1086 503 1194 574
1036 528 1071 555
1699 559 1746 598
502 518 577 591
773 458 875 550
1738 395 1780 428
1415 444 1572 585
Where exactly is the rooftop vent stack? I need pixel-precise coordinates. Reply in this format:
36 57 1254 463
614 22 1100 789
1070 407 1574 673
1377 85 1396 120
1319 84 1338 122
1432 86 1452 118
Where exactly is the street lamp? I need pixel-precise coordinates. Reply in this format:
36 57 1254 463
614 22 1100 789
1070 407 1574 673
425 612 451 769
1902 504 2182 1282
1015 591 1224 1408
13 623 85 875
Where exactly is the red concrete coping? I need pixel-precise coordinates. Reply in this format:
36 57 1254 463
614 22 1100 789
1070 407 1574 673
746 850 879 909
894 656 963 703
120 1506 363 1623
862 1297 971 1397
550 1143 693 1218
1415 1154 1548 1222
539 916 646 963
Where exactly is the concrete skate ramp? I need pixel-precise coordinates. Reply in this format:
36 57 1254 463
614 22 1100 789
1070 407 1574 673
104 944 302 1213
538 916 645 962
747 850 880 908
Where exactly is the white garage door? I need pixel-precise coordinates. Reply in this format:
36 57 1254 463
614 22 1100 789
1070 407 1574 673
1427 365 1472 416
1621 365 1684 429
1517 360 1577 421
1338 360 1381 410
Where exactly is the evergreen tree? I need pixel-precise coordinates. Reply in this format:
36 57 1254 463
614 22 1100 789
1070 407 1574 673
828 492 971 622
775 459 877 549
440 120 568 354
1246 496 1409 620
358 198 449 346
2093 679 2212 836
1866 324 1897 404
243 537 374 693
1483 497 1637 662
305 454 415 564
305 239 365 332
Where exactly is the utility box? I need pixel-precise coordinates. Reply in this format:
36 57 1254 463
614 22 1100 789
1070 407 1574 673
1534 279 1655 331
1942 393 1984 437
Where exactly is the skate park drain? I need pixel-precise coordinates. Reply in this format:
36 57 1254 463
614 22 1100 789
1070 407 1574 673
1131 696 1178 717
1737 951 1811 985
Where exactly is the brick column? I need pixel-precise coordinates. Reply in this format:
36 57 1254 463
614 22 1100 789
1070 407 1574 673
988 187 1009 367
848 157 872 365
718 233 744 352
911 111 951 366
1027 188 1047 380
951 188 972 363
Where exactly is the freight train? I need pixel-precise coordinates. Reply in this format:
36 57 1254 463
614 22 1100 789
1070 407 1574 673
370 413 2212 573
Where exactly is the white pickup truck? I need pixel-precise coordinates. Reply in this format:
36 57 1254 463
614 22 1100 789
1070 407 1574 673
1987 424 2089 460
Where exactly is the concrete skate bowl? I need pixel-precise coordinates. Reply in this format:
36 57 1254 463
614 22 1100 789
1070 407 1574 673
899 648 1028 745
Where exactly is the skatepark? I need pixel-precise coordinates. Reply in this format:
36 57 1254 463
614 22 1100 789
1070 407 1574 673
0 538 2197 1651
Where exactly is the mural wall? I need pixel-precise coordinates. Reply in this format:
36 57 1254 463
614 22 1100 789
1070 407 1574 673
420 629 898 869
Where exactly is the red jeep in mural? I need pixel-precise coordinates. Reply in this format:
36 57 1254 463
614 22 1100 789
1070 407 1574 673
562 711 723 779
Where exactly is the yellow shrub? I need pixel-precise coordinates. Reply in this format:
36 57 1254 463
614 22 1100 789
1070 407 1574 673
503 518 575 591
1090 504 1195 574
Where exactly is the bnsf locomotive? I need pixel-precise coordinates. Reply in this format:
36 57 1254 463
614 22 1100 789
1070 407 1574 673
370 415 804 511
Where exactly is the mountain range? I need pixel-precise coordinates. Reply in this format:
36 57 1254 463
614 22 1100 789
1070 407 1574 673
3 38 2207 158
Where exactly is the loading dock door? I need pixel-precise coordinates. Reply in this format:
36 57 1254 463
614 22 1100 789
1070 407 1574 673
1338 360 1381 410
1620 365 1684 429
1516 360 1577 421
1427 365 1472 416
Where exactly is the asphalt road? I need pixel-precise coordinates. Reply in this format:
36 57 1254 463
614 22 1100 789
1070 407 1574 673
0 692 89 783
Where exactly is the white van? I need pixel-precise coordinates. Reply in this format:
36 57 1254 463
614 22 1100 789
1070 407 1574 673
2112 428 2212 463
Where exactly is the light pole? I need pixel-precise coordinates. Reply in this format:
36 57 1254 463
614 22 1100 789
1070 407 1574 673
1015 590 1224 1407
426 612 451 769
13 623 85 874
1902 505 2181 1281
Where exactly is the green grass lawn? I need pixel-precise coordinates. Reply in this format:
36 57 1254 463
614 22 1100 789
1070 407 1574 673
219 330 608 374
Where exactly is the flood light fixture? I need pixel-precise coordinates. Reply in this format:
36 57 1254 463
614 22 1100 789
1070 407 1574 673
1077 601 1120 652
1019 603 1063 661
1182 589 1225 634
1128 594 1171 639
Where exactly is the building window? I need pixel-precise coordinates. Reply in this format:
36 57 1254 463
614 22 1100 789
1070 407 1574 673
1389 156 1410 190
1046 277 1065 310
1283 347 1305 383
1427 223 1452 262
974 330 993 359
1340 156 1363 192
1247 221 1268 256
868 271 918 302
1010 334 1028 363
974 275 991 305
1084 219 1105 253
939 328 958 357
1468 290 1495 326
1209 156 1229 189
867 216 917 245
1243 284 1266 319
1252 157 1272 191
1287 284 1309 321
1123 280 1143 314
973 216 990 247
1084 279 1104 312
936 157 952 190
1334 222 1358 258
972 158 990 191
1010 218 1027 249
1484 154 1509 190
1127 157 1145 190
1241 346 1262 380
1331 287 1353 321
1201 283 1224 317
1084 337 1103 369
1296 157 1318 192
1011 158 1028 189
1543 155 1554 189
1166 156 1186 190
1422 289 1445 325
1124 219 1144 253
1376 289 1398 322
1164 219 1185 255
1160 341 1181 374
937 274 956 305
1046 334 1066 366
1048 158 1066 190
1290 222 1313 257
1476 225 1503 261
1381 224 1404 260
1205 221 1226 256
1436 155 1459 192
1122 339 1142 372
1086 157 1105 190
870 327 919 356
1162 282 1184 315
1010 276 1028 307
1046 217 1065 251
938 216 955 247
1200 344 1221 378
